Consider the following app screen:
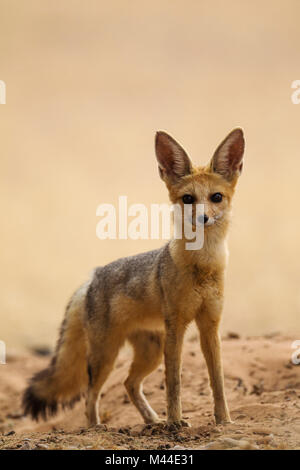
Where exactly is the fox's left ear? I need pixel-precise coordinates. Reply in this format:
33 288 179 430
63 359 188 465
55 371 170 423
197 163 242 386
210 128 245 182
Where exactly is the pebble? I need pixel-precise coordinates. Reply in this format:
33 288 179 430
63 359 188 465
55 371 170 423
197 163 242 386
252 427 273 436
171 445 191 450
35 443 49 450
196 437 259 450
21 441 31 450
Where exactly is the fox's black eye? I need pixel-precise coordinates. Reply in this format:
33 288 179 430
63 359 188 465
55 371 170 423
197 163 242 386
182 194 195 204
210 192 223 203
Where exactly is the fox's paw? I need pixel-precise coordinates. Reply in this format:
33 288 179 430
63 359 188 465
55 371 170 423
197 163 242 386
165 419 191 431
94 424 108 431
215 415 233 425
142 419 190 435
143 414 161 425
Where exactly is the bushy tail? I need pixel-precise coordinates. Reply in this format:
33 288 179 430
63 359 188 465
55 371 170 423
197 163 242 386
23 283 89 421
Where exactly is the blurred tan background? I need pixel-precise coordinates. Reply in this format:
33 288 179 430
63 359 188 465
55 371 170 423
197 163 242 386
1 0 299 350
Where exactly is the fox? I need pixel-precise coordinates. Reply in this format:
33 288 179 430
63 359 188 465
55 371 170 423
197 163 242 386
23 128 245 428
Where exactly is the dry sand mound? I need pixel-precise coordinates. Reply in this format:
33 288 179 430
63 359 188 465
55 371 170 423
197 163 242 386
0 334 299 450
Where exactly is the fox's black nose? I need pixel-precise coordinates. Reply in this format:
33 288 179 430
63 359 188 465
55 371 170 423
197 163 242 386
198 214 209 224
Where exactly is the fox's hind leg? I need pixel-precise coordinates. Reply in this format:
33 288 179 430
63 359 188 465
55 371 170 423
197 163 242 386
125 331 164 424
85 328 125 426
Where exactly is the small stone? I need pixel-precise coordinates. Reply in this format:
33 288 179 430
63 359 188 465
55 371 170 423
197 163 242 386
6 412 23 420
35 443 49 450
118 427 130 435
197 437 258 450
252 428 273 436
21 442 31 450
226 332 240 339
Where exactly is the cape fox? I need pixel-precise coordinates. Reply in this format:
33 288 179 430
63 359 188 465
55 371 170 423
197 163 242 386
23 128 245 427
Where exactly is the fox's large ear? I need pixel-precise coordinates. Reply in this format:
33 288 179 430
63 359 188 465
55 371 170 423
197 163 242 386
210 128 245 181
155 131 192 184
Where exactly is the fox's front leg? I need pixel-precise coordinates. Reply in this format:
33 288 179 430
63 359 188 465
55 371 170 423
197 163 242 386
164 319 187 425
196 299 231 425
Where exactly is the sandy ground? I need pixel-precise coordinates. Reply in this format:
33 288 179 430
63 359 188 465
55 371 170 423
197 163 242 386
0 333 299 450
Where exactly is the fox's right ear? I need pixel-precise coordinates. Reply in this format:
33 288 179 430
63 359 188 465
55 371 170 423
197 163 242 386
155 131 192 184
